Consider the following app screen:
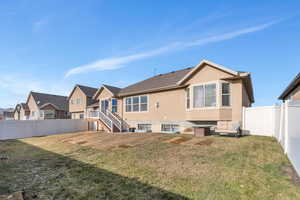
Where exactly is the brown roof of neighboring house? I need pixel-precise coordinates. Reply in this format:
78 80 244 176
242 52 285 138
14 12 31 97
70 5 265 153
103 84 121 96
20 103 29 111
87 101 99 108
29 92 68 111
279 73 300 100
77 85 98 97
118 67 193 96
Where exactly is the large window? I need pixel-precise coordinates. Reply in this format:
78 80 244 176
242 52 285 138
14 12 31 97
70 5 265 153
193 83 216 108
44 110 55 119
125 98 132 112
138 124 152 132
125 96 148 112
111 99 118 113
161 124 180 133
221 83 230 106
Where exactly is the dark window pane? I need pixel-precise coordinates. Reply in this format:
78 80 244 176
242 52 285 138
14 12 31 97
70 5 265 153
126 105 131 112
133 97 139 104
222 95 230 106
140 104 147 111
140 96 147 103
222 83 230 94
133 104 139 112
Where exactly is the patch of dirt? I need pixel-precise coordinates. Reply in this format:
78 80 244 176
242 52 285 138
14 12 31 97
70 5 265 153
118 144 135 148
76 141 87 145
165 137 192 144
282 165 300 186
195 139 213 146
62 132 166 150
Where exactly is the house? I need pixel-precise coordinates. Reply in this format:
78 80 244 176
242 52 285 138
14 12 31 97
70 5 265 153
14 103 30 120
68 85 98 119
279 73 300 102
87 59 254 133
25 91 69 120
0 108 14 120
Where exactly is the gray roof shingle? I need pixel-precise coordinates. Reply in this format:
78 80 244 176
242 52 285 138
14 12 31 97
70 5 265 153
77 85 98 98
279 73 300 100
103 84 121 96
31 92 68 111
118 67 193 96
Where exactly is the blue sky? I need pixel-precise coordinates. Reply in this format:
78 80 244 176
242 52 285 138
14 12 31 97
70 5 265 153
0 0 300 108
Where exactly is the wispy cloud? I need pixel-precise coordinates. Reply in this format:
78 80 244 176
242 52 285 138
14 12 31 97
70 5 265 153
0 74 71 107
65 19 283 78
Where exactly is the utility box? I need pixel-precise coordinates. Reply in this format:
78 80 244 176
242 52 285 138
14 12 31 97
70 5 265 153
194 127 210 137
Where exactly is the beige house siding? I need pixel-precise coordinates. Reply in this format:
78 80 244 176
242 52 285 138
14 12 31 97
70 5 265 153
69 87 87 114
123 88 186 121
96 87 123 116
27 95 40 119
289 84 300 101
14 111 19 120
120 64 251 132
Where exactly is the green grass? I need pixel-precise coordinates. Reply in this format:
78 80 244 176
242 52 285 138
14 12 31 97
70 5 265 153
0 132 299 200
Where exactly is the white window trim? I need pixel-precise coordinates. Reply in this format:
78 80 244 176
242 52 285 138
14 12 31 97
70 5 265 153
219 80 232 109
124 95 149 113
189 81 219 110
161 124 180 133
186 87 191 111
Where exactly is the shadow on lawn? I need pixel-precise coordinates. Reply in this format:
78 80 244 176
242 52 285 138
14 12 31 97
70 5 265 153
0 140 190 200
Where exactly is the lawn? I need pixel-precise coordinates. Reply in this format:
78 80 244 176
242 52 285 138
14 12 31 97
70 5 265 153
0 132 299 200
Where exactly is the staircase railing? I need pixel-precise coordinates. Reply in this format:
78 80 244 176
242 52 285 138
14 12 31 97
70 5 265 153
98 111 113 130
107 110 122 131
107 110 130 131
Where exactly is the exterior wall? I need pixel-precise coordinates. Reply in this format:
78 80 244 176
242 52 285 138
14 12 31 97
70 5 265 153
242 84 251 107
288 84 300 101
69 87 87 115
120 64 251 132
96 88 123 116
14 111 19 120
122 89 186 121
71 112 85 119
40 104 68 119
27 95 40 120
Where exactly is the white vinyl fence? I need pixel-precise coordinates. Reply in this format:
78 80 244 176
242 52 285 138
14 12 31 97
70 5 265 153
243 102 300 176
0 119 88 140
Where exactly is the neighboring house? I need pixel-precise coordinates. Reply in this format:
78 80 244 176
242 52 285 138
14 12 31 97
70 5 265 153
0 108 14 120
89 59 254 133
14 103 30 120
279 73 300 102
68 85 98 119
26 91 69 120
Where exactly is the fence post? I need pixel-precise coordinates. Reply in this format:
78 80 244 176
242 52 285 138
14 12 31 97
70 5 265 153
284 102 289 154
242 107 246 130
278 104 284 143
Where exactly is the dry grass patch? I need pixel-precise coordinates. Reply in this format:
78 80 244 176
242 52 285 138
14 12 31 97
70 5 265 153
0 132 299 200
164 136 192 144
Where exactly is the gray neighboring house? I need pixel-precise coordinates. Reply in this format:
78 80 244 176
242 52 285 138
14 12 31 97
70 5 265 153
279 73 300 103
26 91 70 120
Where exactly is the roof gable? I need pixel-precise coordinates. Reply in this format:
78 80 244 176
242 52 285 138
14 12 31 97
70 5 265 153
68 85 98 99
177 60 242 85
93 84 121 99
279 73 300 100
27 91 68 111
